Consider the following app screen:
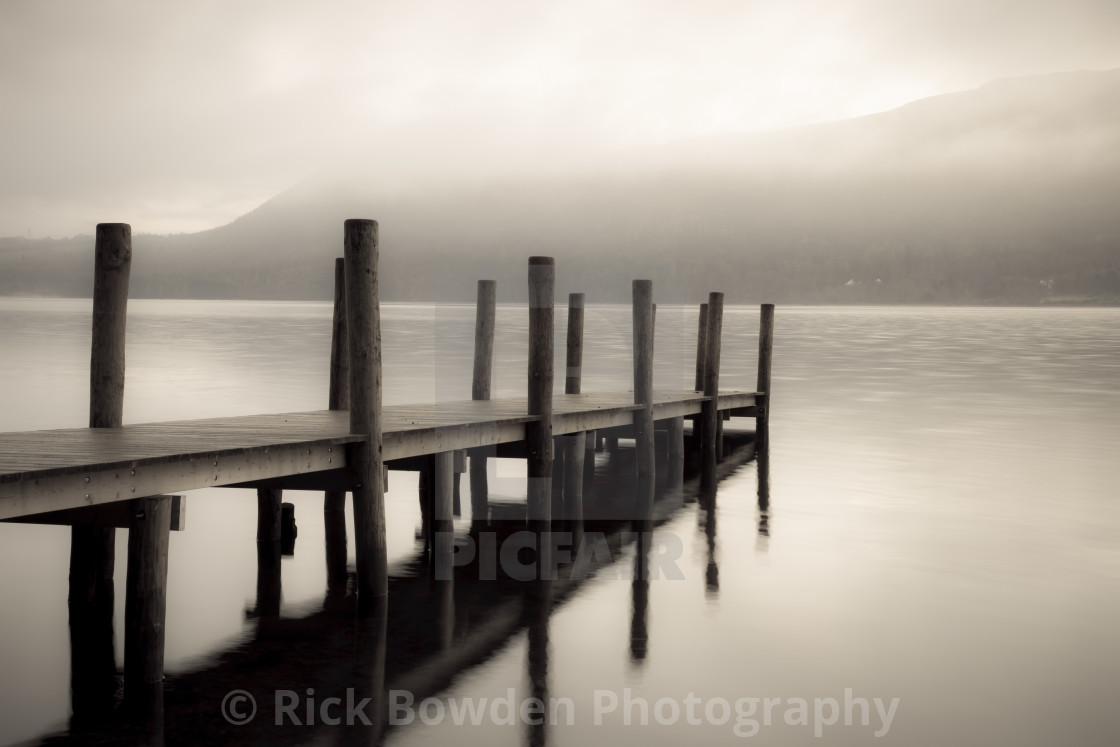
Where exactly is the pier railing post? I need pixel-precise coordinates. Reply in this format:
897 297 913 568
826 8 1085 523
527 257 554 576
470 280 496 531
562 293 586 529
633 280 655 521
700 292 724 492
324 257 349 591
344 219 387 600
71 223 130 720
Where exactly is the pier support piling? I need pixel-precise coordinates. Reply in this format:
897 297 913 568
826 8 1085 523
527 257 554 574
700 292 724 492
324 257 349 590
124 495 172 712
71 223 131 721
632 280 655 521
344 219 388 600
470 280 496 530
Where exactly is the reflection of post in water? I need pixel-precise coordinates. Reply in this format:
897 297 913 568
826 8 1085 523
630 522 652 664
699 485 719 596
336 594 389 747
525 581 552 747
757 433 771 544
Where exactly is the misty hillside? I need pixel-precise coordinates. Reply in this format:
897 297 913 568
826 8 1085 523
3 68 1119 304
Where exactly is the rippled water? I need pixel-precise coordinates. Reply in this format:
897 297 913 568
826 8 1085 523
0 299 1118 745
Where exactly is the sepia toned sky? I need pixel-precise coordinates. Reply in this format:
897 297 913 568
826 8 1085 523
2 0 1118 237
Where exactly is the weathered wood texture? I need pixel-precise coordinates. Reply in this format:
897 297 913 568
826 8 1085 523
325 257 349 588
701 292 725 489
124 495 172 703
632 281 656 488
344 218 387 599
694 303 709 393
526 257 554 526
89 223 131 429
472 280 497 401
757 303 775 427
470 280 496 526
565 293 584 395
72 223 131 719
0 391 761 516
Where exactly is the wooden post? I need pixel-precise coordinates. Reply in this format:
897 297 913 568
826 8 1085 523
562 293 586 528
124 495 172 711
700 292 724 492
71 223 130 720
566 293 584 395
473 280 497 400
694 303 709 392
527 257 554 576
632 280 655 521
470 280 496 530
433 451 455 577
325 258 349 590
255 488 282 617
344 219 387 600
756 303 775 436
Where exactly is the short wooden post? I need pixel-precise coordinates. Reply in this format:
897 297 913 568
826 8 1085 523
325 258 349 590
470 280 496 530
527 257 554 575
700 292 724 491
124 495 172 711
71 223 130 720
632 280 655 521
344 219 387 600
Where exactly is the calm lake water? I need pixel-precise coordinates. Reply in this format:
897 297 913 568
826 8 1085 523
0 299 1118 745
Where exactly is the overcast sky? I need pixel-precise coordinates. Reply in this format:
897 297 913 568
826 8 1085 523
2 0 1118 238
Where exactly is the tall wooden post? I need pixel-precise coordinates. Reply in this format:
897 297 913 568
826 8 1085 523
344 219 387 600
756 303 775 441
562 293 586 529
632 280 655 521
527 258 554 576
470 280 496 530
324 258 349 591
700 292 724 492
71 223 130 721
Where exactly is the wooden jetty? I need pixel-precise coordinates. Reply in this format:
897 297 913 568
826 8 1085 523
0 219 775 726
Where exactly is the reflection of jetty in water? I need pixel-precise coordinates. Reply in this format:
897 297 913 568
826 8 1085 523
31 427 768 745
1 221 775 745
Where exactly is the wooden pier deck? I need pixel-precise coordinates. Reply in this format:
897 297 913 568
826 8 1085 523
0 218 776 728
0 390 758 520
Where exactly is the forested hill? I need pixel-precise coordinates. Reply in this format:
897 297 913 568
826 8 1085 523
3 69 1118 305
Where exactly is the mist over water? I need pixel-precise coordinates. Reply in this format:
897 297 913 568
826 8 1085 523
0 299 1118 744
